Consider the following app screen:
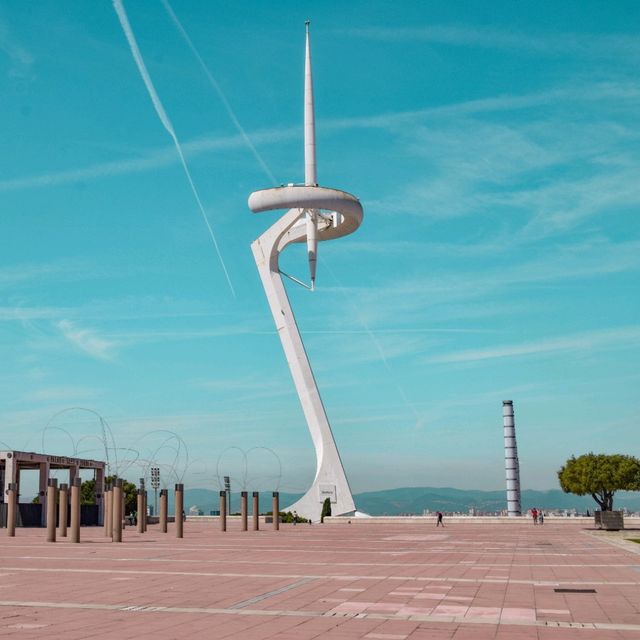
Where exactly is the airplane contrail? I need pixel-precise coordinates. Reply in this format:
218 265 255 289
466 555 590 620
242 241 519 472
112 0 235 297
321 257 424 427
161 0 278 186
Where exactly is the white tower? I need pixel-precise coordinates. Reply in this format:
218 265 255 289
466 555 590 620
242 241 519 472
503 400 522 517
248 23 363 522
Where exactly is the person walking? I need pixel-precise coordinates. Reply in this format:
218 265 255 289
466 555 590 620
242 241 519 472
539 510 544 525
436 511 444 527
531 507 538 524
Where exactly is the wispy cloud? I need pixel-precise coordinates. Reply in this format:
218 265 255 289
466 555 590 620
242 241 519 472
0 127 296 193
0 17 34 79
326 82 640 131
0 261 94 288
514 168 640 240
361 98 640 246
194 375 295 402
343 25 640 59
338 238 640 328
24 386 99 403
2 81 637 194
57 320 119 361
426 326 640 364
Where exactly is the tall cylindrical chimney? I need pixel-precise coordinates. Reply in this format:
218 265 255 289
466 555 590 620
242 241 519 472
503 400 521 517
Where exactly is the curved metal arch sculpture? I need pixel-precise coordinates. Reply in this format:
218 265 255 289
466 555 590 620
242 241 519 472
248 24 362 522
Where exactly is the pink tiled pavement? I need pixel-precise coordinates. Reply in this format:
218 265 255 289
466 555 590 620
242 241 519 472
0 520 639 638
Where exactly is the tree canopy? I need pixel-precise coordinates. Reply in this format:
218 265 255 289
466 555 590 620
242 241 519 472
558 453 640 511
81 476 138 514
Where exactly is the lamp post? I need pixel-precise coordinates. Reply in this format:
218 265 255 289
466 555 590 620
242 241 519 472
224 475 230 516
151 467 160 516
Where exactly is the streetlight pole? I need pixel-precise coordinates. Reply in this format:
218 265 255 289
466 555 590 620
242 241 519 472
151 467 160 517
224 475 230 516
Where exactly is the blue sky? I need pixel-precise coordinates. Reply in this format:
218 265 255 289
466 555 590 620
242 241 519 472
1 1 638 496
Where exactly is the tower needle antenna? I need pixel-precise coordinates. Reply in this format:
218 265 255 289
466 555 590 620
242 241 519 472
304 20 318 289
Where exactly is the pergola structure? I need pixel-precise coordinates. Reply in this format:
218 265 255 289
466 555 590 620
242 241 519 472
0 450 105 527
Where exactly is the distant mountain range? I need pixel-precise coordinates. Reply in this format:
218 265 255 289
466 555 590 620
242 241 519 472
169 486 640 515
352 486 640 515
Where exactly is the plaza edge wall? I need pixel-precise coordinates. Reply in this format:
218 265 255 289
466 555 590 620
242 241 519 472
323 515 640 526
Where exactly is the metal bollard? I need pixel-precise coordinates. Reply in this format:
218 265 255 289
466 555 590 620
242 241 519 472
70 477 81 543
142 490 147 532
137 489 144 533
272 492 279 531
112 479 123 542
252 491 259 531
59 483 68 538
46 478 58 543
160 489 168 533
219 491 227 532
6 483 17 537
104 485 112 537
241 491 248 531
175 483 184 539
103 483 113 537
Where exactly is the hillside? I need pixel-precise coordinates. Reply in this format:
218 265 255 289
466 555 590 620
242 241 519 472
170 486 640 515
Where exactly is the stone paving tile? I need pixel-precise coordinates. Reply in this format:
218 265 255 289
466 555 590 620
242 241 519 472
1 521 640 638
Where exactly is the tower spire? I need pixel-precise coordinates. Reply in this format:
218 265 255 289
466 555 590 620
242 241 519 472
304 20 316 186
304 21 318 289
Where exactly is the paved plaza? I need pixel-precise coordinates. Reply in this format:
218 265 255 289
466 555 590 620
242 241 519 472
1 520 639 639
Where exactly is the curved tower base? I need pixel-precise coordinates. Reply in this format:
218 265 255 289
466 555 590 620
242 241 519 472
251 202 358 522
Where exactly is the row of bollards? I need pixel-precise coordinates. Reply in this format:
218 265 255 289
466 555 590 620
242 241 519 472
217 490 280 533
6 479 281 541
42 477 82 543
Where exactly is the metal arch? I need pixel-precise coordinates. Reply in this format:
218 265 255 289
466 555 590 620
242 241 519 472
112 448 141 477
74 434 106 456
40 425 76 455
215 446 248 491
134 430 189 484
245 446 283 491
41 407 118 474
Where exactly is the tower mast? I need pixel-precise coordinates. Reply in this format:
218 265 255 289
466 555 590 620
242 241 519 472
304 21 317 187
304 22 318 288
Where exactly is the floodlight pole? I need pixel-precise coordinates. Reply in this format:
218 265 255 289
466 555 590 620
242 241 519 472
151 467 160 517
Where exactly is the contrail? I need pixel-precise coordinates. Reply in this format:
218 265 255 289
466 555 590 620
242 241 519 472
321 257 424 427
160 0 278 186
112 0 235 297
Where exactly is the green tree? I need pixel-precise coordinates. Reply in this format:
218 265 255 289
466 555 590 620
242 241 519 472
558 453 640 511
81 478 96 505
320 497 332 523
105 475 138 515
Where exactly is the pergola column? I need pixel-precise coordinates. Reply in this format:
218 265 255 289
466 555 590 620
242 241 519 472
59 483 68 537
95 466 105 526
38 461 50 526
